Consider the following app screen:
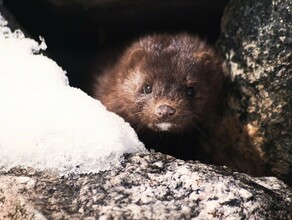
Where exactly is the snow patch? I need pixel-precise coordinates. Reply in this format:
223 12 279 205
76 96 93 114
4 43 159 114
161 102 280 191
0 13 146 175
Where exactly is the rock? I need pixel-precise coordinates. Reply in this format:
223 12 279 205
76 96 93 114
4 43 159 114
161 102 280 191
0 174 46 219
1 153 292 219
219 0 292 185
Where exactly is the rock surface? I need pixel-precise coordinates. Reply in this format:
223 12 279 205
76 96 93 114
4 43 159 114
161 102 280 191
1 153 292 219
219 0 292 185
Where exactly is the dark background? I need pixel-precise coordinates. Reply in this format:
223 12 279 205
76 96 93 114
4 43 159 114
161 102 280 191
3 0 229 92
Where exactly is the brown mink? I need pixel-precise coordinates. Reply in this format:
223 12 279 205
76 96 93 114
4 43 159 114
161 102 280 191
90 33 226 161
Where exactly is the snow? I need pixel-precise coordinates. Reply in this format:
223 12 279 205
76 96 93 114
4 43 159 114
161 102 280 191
0 13 146 175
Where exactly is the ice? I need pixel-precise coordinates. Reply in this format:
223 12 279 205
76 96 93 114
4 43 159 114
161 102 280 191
0 13 146 175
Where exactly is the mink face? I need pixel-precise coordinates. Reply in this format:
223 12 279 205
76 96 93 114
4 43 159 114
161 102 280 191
93 34 225 135
91 36 267 175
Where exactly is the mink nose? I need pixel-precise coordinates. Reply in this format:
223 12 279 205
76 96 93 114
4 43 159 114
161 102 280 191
155 105 176 119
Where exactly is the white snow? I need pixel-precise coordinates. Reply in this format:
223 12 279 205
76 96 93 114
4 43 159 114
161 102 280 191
0 13 146 175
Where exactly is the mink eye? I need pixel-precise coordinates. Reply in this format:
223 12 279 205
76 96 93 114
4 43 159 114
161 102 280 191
186 87 195 97
143 84 153 94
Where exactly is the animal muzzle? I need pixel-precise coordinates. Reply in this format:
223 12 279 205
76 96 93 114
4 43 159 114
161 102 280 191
155 104 176 120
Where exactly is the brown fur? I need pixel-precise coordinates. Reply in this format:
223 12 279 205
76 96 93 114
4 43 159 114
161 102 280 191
93 34 224 128
90 33 265 176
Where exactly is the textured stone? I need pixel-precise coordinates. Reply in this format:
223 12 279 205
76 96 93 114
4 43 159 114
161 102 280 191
0 175 46 219
219 0 292 185
1 153 292 219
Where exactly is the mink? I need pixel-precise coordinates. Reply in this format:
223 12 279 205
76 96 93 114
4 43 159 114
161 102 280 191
89 33 267 177
90 33 226 162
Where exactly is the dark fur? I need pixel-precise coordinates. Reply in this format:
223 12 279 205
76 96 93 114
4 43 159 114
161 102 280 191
91 34 226 160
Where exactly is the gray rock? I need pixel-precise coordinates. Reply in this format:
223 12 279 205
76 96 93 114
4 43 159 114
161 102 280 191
219 0 292 185
1 153 292 219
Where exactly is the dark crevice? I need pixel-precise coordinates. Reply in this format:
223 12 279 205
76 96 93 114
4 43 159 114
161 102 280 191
3 0 229 90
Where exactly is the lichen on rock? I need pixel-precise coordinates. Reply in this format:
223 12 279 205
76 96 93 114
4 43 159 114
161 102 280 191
1 153 292 219
219 0 292 185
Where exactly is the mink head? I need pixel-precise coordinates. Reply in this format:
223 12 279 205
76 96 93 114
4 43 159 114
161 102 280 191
98 34 225 133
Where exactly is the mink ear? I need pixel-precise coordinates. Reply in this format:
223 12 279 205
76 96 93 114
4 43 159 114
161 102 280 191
193 51 220 72
193 52 214 65
126 48 146 67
